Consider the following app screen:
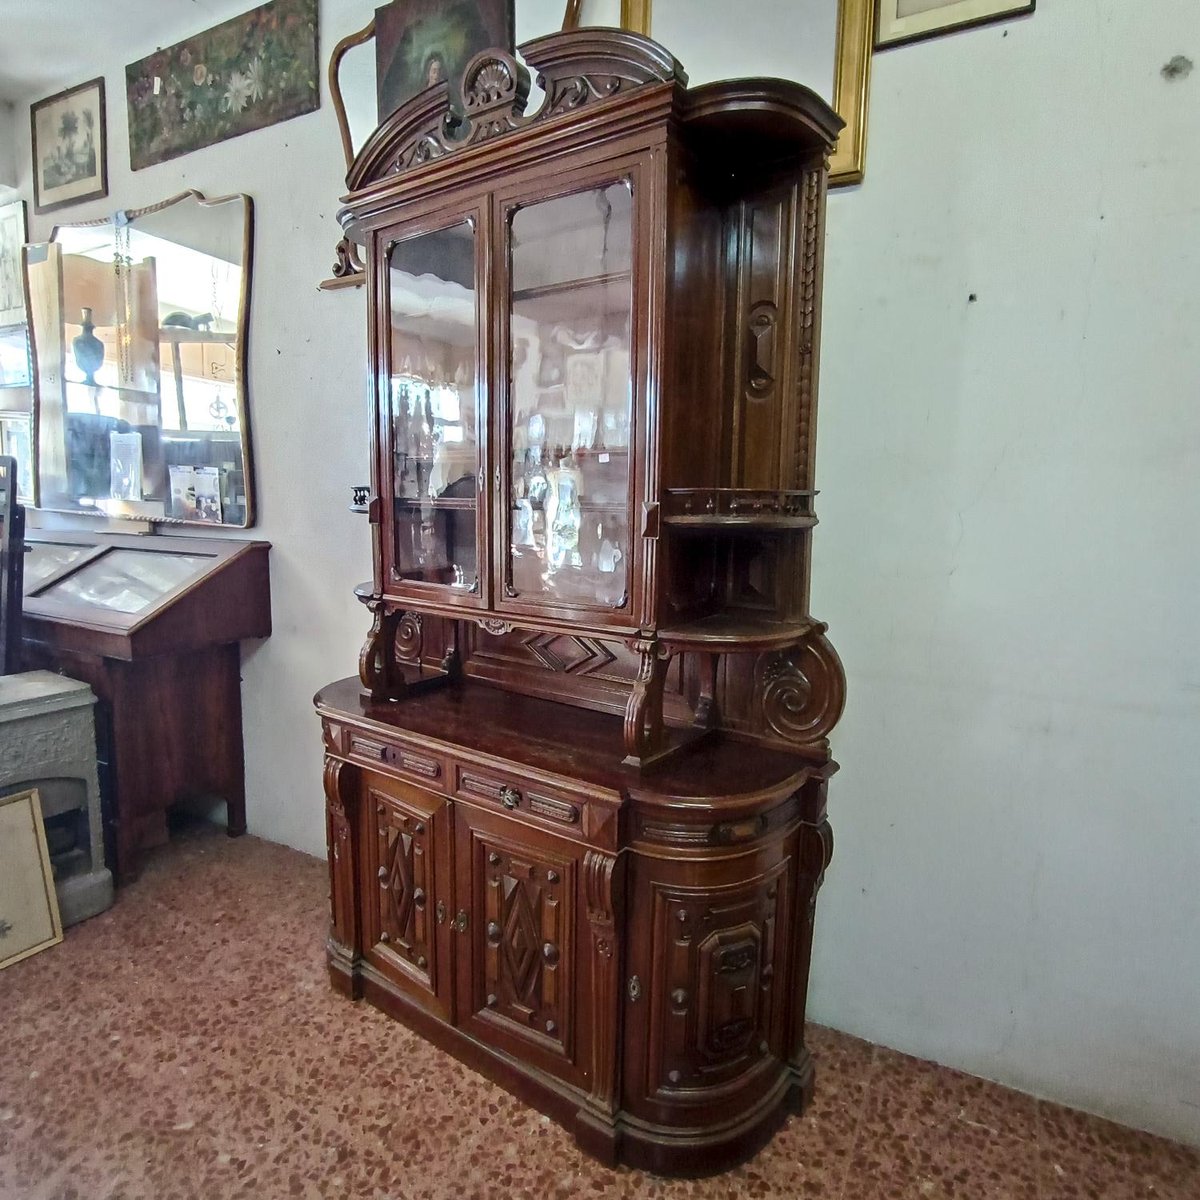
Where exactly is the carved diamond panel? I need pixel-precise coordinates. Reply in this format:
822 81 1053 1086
524 633 617 676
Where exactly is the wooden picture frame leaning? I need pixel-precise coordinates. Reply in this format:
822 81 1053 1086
876 0 1035 49
0 789 63 971
30 78 108 215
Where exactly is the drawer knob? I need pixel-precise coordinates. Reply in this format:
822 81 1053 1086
671 988 689 1011
488 852 501 866
545 1020 557 1035
380 931 390 943
413 888 426 909
498 785 521 810
486 993 498 1008
542 942 559 966
668 1070 681 1085
416 955 428 970
413 821 426 835
377 867 388 885
546 869 560 884
487 921 502 945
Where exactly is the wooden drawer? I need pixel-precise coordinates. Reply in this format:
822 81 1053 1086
454 764 583 832
346 729 445 787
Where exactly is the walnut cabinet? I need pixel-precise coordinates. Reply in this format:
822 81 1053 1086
317 29 846 1175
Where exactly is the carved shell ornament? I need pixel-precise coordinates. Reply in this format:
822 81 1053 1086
465 59 516 109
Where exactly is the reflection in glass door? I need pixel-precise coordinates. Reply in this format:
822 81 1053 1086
506 181 633 610
388 220 480 594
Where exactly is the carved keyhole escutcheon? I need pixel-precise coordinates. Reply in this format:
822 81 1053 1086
747 301 778 395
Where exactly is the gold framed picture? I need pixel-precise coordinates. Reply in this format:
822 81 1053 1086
876 0 1034 49
0 789 63 971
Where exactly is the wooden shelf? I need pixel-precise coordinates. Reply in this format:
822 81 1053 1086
395 495 477 510
158 327 235 345
658 612 815 651
664 513 816 530
662 487 816 531
511 270 631 303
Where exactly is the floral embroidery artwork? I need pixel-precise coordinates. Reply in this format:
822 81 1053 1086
125 0 318 171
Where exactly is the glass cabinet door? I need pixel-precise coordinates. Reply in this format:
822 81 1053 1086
384 217 483 602
502 180 634 615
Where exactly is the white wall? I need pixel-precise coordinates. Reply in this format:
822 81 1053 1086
9 0 1198 1150
809 0 1200 1149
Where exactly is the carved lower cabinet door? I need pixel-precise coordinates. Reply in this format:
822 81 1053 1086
622 842 797 1127
454 804 585 1089
362 771 454 1021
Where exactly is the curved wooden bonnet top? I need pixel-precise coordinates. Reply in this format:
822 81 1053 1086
339 28 843 231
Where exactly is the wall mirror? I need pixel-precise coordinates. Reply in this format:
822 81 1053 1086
25 190 255 527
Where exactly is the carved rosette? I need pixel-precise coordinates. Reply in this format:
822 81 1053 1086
756 626 845 751
394 612 423 663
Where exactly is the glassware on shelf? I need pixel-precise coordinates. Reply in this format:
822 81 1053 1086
387 218 479 593
505 180 633 610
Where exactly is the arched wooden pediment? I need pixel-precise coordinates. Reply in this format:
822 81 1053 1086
347 28 686 191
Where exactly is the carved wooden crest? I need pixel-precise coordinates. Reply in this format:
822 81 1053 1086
347 29 685 190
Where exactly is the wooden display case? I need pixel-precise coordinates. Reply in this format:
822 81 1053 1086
317 29 845 1175
21 531 270 881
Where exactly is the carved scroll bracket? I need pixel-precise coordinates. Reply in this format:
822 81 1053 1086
756 624 845 752
622 637 673 767
357 597 455 702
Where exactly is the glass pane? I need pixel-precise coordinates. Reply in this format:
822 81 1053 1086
388 221 479 591
44 549 210 614
508 182 632 609
23 543 92 592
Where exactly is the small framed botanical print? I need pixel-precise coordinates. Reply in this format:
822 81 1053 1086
876 0 1034 49
30 77 108 214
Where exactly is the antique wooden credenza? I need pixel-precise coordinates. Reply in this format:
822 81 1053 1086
316 29 846 1175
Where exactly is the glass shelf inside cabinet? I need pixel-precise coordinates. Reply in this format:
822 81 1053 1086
388 220 480 593
507 181 633 610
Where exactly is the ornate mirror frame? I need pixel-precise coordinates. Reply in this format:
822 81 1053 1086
26 189 256 528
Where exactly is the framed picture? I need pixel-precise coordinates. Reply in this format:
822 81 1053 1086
30 78 108 215
628 1 874 186
125 0 319 172
0 789 63 971
375 0 514 121
876 0 1035 48
0 201 27 327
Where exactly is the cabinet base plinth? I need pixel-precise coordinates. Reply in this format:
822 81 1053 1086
329 951 819 1177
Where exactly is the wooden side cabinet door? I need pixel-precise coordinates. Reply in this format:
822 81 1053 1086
361 770 454 1022
622 840 797 1128
453 803 586 1089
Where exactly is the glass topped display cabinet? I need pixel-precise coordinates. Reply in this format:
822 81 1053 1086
25 190 255 528
318 28 848 1177
21 530 270 881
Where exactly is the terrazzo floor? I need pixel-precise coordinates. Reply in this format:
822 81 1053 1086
2 824 1197 1200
